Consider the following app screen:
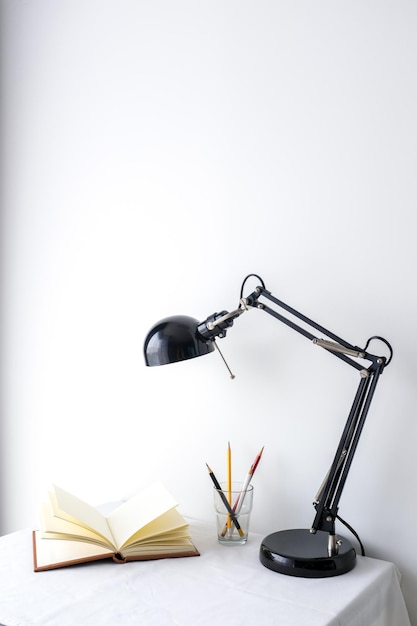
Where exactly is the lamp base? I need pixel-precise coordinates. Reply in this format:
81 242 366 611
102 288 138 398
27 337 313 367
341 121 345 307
259 529 356 578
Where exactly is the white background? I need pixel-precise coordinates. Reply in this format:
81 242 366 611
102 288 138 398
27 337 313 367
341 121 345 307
1 0 416 622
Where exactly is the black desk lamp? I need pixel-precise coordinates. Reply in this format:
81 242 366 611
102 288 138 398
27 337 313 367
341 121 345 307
144 274 392 578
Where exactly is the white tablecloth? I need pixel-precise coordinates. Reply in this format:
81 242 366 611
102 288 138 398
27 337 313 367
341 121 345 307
0 518 410 626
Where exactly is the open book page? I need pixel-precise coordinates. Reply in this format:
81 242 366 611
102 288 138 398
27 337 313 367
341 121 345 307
121 538 198 557
40 502 116 550
120 508 189 549
52 485 115 545
33 531 114 571
106 482 178 549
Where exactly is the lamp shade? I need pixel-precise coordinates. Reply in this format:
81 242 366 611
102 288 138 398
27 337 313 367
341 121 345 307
144 315 215 366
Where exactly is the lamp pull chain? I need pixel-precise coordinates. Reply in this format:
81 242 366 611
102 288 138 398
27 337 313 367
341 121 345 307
213 341 235 379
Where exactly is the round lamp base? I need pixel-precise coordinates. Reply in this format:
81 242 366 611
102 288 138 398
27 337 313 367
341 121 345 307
259 529 356 578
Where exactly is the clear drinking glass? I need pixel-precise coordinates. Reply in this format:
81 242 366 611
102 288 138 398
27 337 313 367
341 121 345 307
213 482 254 545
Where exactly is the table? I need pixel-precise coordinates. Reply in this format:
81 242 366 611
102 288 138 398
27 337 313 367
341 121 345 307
0 518 410 626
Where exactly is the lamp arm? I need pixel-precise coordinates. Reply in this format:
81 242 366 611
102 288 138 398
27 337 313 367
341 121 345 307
245 286 386 371
311 369 382 537
241 284 392 541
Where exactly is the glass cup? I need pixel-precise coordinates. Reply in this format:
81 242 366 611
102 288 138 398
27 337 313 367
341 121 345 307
213 482 254 545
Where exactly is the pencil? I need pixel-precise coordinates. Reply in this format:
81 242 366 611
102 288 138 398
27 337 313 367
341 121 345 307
236 446 264 514
227 441 232 534
206 463 245 538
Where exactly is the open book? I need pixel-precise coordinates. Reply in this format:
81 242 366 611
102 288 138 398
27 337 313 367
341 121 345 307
33 482 199 571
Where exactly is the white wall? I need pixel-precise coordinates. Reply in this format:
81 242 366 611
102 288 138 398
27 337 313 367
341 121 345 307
1 0 416 622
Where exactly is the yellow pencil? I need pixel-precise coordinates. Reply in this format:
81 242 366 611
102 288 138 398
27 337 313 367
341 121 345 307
227 441 232 534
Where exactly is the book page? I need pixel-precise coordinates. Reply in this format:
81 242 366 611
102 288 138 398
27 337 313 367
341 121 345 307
33 531 114 571
40 502 116 550
121 538 197 557
52 485 114 545
121 507 189 549
107 482 178 549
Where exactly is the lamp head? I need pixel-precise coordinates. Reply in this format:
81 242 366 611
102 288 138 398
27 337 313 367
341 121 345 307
144 308 239 367
143 315 214 366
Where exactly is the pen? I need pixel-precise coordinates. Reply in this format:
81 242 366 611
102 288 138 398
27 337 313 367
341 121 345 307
206 463 245 538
